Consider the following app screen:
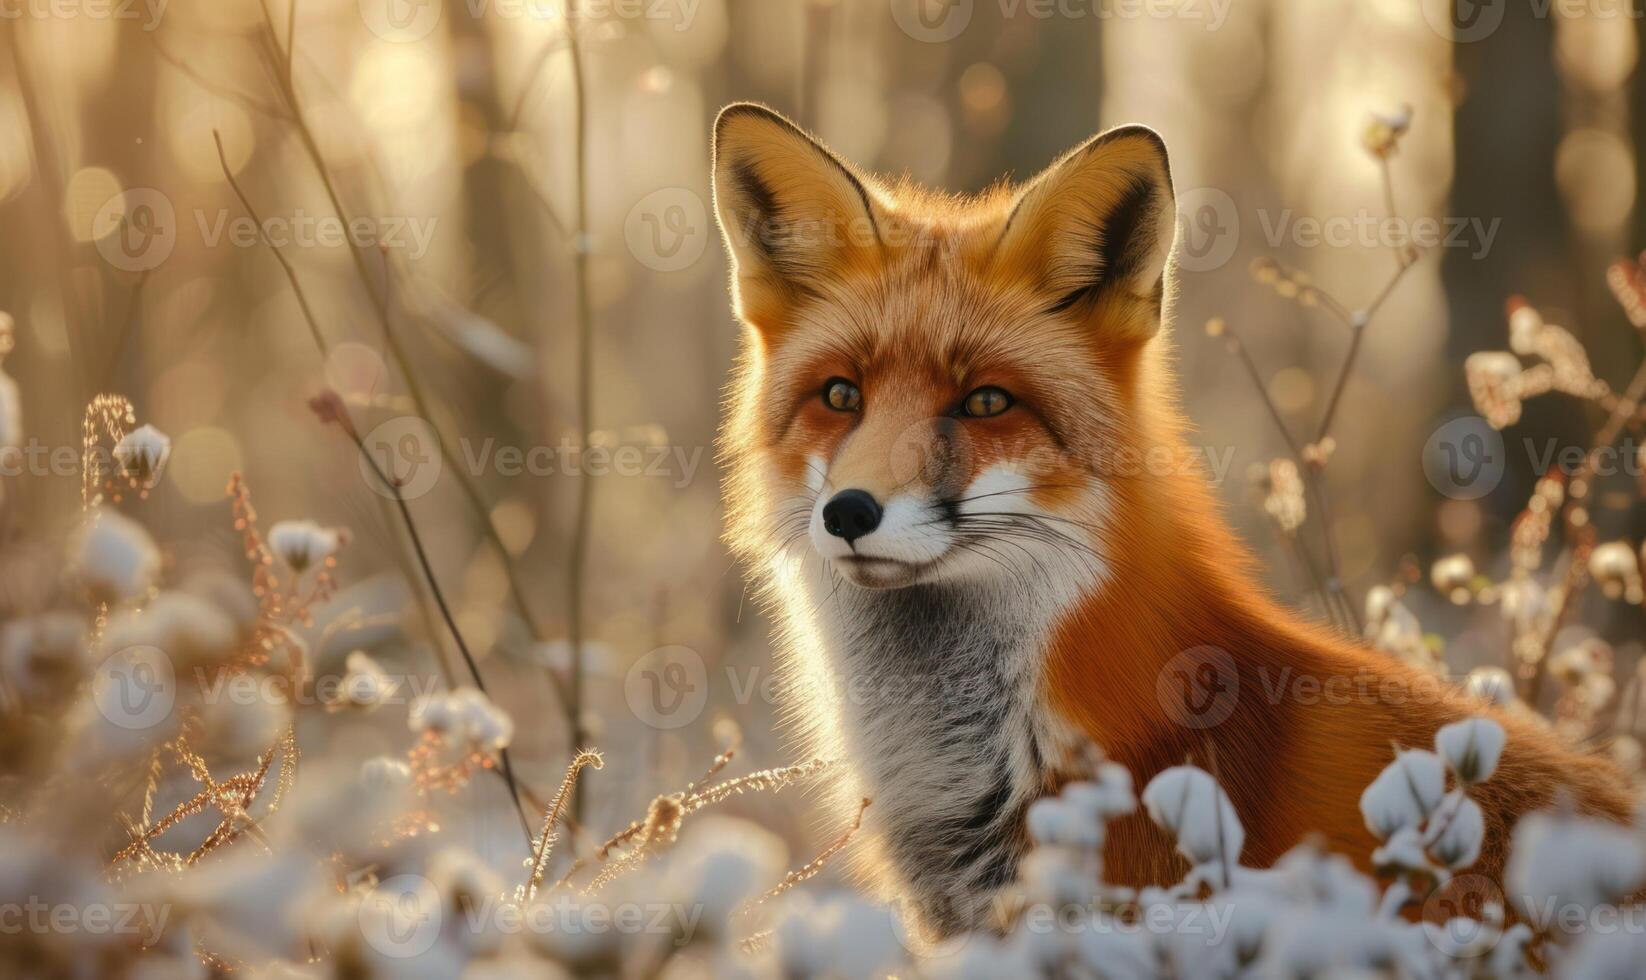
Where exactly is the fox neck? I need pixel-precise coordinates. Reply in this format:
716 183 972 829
778 398 1288 928
792 572 1083 933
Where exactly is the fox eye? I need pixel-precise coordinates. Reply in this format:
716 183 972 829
960 386 1012 418
823 378 862 412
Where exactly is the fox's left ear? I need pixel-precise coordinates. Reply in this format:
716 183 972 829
995 125 1176 341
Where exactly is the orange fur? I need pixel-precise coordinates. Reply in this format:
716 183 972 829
1044 340 1637 886
710 102 1638 915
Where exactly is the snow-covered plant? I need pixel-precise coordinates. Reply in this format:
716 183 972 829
267 519 348 575
1464 666 1519 707
1505 807 1646 938
1141 764 1245 892
332 649 394 710
1361 747 1447 843
110 423 171 497
70 508 159 606
1432 553 1478 603
1360 718 1507 935
1364 585 1440 670
411 688 514 752
0 612 89 703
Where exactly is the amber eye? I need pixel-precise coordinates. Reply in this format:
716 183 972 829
823 378 862 412
960 386 1012 418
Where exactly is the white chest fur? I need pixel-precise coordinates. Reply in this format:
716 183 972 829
781 575 1083 933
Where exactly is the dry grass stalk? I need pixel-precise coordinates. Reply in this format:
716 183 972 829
80 393 135 512
685 730 741 795
677 757 835 816
109 474 310 877
738 797 871 920
522 749 604 903
554 757 837 895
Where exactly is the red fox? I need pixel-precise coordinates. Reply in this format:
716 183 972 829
709 102 1637 934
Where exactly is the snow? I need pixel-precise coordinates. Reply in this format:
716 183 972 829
409 687 515 752
1141 765 1245 880
1434 717 1506 785
71 508 159 603
267 519 346 574
1359 749 1447 841
1424 793 1486 870
1505 810 1646 926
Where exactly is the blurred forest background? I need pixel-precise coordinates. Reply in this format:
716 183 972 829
2 0 1644 868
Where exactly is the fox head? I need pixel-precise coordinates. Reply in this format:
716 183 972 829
713 103 1185 593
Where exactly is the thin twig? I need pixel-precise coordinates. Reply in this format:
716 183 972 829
251 6 573 721
98 270 150 392
1526 353 1646 703
320 397 535 849
505 36 571 133
147 33 292 120
563 0 595 820
214 129 460 687
1218 323 1340 625
1221 326 1304 460
213 131 329 356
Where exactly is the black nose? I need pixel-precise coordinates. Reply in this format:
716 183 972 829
822 489 882 544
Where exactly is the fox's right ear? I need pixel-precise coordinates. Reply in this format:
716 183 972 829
712 103 884 330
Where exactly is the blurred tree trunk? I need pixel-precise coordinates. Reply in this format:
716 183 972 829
1446 8 1575 524
447 1 530 343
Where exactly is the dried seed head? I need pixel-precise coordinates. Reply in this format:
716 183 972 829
1588 541 1642 601
111 423 171 494
1430 554 1476 603
307 388 359 440
1362 105 1412 158
643 793 685 848
267 520 347 575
